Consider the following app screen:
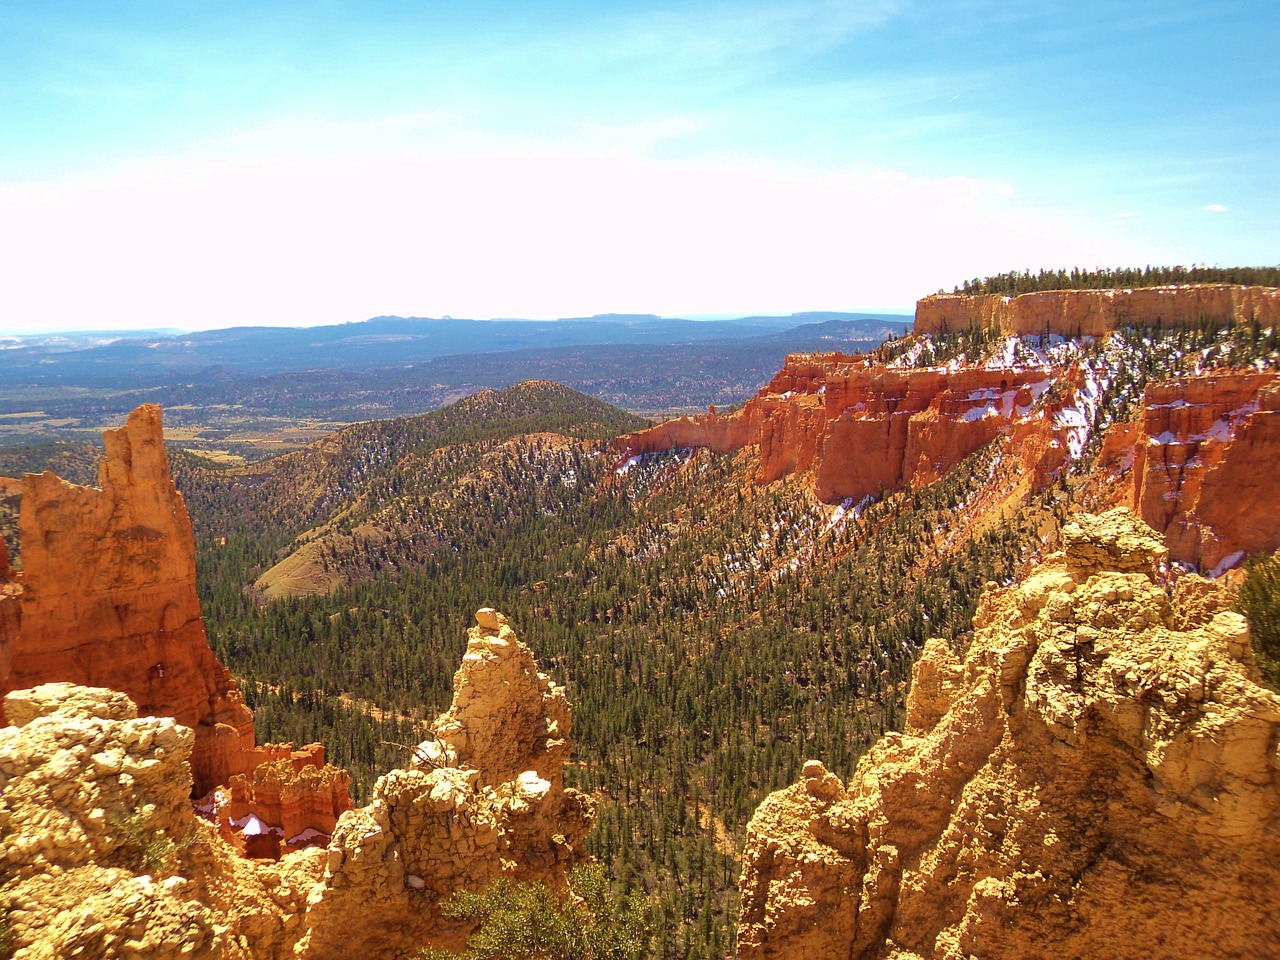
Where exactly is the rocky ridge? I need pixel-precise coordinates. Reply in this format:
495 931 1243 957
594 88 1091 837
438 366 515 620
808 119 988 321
736 508 1280 960
0 609 592 959
914 284 1280 338
618 293 1280 575
617 353 1080 504
1096 372 1280 572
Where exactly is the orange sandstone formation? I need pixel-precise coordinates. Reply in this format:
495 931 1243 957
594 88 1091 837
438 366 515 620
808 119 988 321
0 405 258 795
617 353 1076 503
1098 372 1280 572
914 284 1280 338
0 404 355 846
0 540 19 693
221 743 354 859
737 509 1280 960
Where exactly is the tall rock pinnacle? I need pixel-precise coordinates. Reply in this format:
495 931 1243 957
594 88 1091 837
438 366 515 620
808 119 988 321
0 404 258 794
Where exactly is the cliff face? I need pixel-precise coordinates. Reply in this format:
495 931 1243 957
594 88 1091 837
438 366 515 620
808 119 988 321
0 610 593 960
617 353 1076 504
221 744 354 859
915 284 1280 338
736 509 1280 960
0 405 258 795
1096 372 1280 572
0 539 18 693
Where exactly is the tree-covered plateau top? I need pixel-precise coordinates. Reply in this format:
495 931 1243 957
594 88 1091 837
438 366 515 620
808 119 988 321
949 265 1279 296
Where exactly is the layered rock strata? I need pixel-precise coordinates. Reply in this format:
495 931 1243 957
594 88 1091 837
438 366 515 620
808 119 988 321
737 509 1280 960
1097 372 1280 572
0 405 258 795
0 610 593 960
618 353 1078 503
915 284 1280 338
220 744 353 859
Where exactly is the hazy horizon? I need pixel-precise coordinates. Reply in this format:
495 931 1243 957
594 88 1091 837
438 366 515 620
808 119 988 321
2 1 1275 334
0 307 915 339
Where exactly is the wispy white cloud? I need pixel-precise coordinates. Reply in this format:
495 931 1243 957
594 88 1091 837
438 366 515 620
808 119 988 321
0 125 1170 332
1202 203 1227 212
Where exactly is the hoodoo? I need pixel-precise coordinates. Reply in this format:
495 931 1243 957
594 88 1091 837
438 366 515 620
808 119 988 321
0 405 260 795
736 509 1280 960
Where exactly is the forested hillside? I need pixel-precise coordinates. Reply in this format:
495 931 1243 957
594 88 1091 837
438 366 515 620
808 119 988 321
175 376 1071 958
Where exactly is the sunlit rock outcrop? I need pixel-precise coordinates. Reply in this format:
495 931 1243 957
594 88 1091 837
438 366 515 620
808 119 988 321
0 610 594 960
914 284 1280 338
737 508 1280 960
1096 372 1280 573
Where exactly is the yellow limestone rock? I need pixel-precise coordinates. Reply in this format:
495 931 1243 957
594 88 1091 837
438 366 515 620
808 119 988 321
0 683 226 959
737 508 1280 960
0 610 594 960
283 608 594 960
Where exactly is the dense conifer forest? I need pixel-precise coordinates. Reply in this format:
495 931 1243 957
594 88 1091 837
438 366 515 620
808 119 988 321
951 264 1280 295
168 376 1072 958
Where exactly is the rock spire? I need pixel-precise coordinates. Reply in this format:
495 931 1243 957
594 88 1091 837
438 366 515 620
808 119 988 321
737 509 1280 960
0 404 259 795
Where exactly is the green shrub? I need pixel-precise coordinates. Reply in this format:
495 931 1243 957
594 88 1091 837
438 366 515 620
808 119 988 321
1238 549 1280 691
110 809 196 876
417 865 651 960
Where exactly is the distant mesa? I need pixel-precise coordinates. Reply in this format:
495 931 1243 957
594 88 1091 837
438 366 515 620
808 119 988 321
915 283 1279 338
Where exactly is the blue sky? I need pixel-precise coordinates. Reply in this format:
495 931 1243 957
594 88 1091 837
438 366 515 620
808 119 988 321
1 0 1275 332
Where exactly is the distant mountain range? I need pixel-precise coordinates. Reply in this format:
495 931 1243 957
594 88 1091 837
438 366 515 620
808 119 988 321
0 312 908 388
0 312 909 449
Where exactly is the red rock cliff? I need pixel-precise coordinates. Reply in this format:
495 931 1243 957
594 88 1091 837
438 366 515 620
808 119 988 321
222 743 354 858
617 352 1076 504
0 405 257 795
0 540 19 690
915 284 1280 338
1096 372 1280 572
